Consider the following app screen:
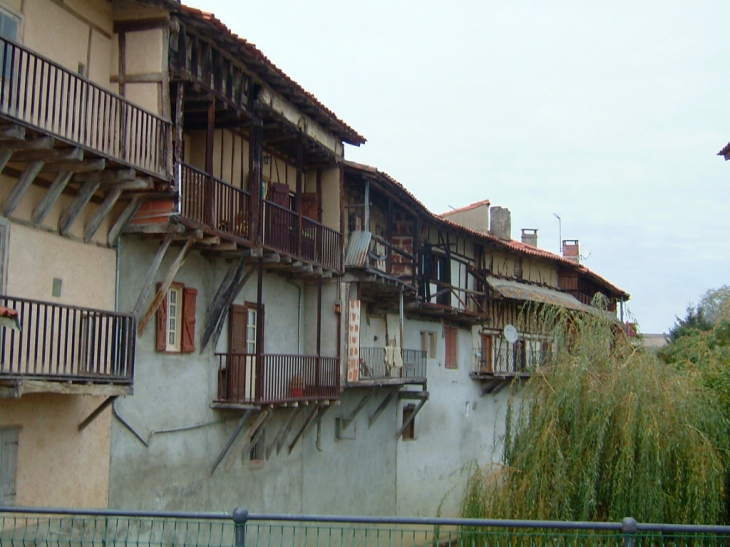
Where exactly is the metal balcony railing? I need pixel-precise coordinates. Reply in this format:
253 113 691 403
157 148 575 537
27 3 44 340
357 347 426 382
0 295 134 384
0 37 171 178
215 353 339 405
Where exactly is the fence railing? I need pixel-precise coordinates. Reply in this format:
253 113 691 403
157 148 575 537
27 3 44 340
0 37 171 178
179 162 251 239
3 507 730 547
0 295 135 384
216 353 340 405
262 199 342 271
358 347 426 382
472 337 550 376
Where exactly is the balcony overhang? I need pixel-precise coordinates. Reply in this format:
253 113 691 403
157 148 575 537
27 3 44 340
0 378 132 399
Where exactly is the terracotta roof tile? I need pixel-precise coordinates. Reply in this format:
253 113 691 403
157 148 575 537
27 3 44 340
177 4 366 146
344 161 629 300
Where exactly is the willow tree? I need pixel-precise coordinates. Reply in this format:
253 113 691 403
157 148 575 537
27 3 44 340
462 305 728 524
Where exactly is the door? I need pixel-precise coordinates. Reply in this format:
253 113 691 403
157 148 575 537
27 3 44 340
227 304 260 402
479 334 493 373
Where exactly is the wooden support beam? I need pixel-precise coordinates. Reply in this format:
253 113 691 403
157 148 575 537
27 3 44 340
32 171 73 225
0 149 12 177
0 125 25 141
288 403 321 454
42 158 105 173
124 222 185 234
10 147 82 163
205 258 256 352
209 409 251 475
78 396 118 431
369 387 400 428
339 388 378 431
101 177 152 191
108 195 144 247
237 411 272 462
137 235 196 335
132 231 175 317
76 168 136 184
59 179 100 236
1 160 44 216
84 187 123 242
224 410 269 472
268 406 303 458
0 136 53 150
396 393 428 439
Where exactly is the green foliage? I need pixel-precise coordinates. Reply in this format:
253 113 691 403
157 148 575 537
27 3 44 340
699 285 730 325
461 308 728 525
668 305 713 343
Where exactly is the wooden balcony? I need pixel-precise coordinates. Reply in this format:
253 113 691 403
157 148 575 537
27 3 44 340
262 199 342 272
178 162 251 240
355 347 426 386
214 353 339 407
0 295 135 397
0 37 171 178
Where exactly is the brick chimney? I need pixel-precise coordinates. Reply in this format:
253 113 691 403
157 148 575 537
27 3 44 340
562 239 579 262
521 228 538 247
490 207 511 241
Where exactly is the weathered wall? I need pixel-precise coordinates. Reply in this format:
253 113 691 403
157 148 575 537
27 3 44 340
0 394 112 507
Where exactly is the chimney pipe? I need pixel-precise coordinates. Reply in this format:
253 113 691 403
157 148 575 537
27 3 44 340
521 228 538 247
562 239 580 262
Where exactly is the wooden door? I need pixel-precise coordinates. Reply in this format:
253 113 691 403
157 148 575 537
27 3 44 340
479 334 493 373
227 304 258 402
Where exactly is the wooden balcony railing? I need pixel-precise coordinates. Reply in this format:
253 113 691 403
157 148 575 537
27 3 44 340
179 162 251 239
358 347 426 382
215 353 339 405
262 200 342 271
0 37 171 178
0 295 135 384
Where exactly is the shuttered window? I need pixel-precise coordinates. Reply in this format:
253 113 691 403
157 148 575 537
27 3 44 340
0 427 19 506
444 325 457 369
156 283 197 353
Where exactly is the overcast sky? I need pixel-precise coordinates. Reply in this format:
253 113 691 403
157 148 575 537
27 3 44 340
187 1 730 334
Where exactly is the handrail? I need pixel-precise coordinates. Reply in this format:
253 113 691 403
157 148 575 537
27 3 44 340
0 36 171 178
0 295 134 382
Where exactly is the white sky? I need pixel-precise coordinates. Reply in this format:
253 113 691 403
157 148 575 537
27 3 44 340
186 1 730 334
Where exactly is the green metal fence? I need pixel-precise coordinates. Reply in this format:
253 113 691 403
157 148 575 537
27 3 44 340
2 506 730 547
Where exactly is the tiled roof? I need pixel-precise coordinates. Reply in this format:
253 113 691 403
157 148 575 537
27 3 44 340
440 199 490 217
176 4 366 146
344 161 629 300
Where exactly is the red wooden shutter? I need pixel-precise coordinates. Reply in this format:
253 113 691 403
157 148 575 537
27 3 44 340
445 326 457 369
156 283 167 352
182 287 197 353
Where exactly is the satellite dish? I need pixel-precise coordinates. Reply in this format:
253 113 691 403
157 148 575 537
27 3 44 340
503 324 519 344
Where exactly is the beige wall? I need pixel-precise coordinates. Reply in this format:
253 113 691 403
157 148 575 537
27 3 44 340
7 0 115 90
321 166 340 230
0 394 112 507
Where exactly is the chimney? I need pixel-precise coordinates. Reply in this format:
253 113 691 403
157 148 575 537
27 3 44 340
490 206 511 241
521 228 538 247
562 239 580 262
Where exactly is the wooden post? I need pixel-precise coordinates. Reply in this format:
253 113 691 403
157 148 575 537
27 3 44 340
316 275 322 390
205 97 215 226
295 131 303 257
174 82 184 191
255 254 264 401
249 100 263 243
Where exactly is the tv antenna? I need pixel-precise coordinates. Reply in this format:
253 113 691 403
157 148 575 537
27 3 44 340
553 213 562 254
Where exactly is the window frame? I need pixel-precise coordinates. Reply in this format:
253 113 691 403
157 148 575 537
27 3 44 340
156 282 197 354
444 325 457 369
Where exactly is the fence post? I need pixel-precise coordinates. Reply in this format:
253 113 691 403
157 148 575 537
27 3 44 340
622 517 637 547
232 507 248 547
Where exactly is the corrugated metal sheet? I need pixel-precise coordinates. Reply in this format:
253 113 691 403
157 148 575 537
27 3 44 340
345 231 372 268
485 277 595 314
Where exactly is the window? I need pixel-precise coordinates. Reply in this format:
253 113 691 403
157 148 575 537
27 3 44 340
420 331 437 358
156 283 197 353
444 325 457 369
249 426 265 462
230 302 262 355
0 427 18 506
402 404 416 440
0 7 19 80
